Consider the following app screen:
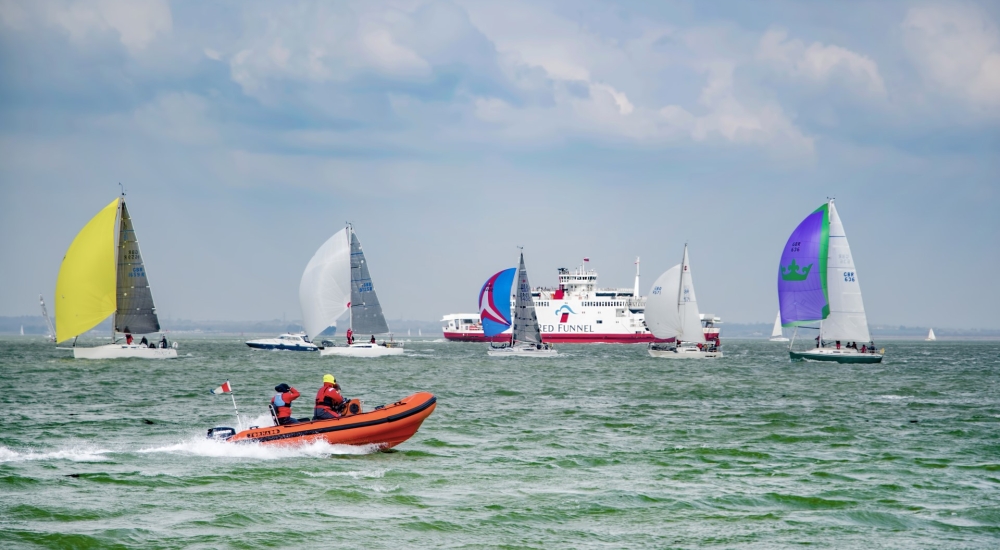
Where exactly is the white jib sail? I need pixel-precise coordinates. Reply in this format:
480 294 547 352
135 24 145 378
771 311 784 338
299 227 351 339
644 265 681 340
678 245 705 343
821 201 871 343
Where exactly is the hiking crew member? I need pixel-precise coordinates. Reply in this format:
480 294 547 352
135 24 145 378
271 383 301 425
313 374 345 421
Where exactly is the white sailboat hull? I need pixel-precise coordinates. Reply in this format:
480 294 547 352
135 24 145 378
487 343 558 357
769 337 790 342
320 343 404 357
647 344 722 359
73 343 178 359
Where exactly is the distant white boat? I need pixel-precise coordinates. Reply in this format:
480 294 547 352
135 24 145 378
645 244 722 359
925 328 936 341
20 325 24 336
769 311 789 342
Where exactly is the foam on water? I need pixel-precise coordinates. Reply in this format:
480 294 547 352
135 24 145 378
136 436 380 460
0 444 113 463
301 468 388 479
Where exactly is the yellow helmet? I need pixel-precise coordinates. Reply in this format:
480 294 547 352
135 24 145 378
323 374 335 384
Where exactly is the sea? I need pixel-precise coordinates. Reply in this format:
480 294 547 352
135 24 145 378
1 336 998 549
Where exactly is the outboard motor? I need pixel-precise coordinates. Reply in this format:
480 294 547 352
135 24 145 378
206 426 236 440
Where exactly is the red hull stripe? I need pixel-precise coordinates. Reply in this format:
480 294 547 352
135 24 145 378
442 331 672 344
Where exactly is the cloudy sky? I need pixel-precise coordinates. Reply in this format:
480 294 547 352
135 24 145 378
1 0 998 329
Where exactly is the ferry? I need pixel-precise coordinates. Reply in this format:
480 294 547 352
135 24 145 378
442 259 722 344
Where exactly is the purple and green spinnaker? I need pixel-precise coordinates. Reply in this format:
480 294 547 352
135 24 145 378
778 203 830 326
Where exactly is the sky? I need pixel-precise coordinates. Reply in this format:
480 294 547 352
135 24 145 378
0 0 998 329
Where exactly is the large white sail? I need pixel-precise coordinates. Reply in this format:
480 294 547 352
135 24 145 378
299 227 351 339
644 265 681 339
677 245 705 343
771 312 784 338
926 328 936 341
512 251 542 344
821 201 871 343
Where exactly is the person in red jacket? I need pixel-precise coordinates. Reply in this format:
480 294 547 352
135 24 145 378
270 383 301 425
313 374 344 420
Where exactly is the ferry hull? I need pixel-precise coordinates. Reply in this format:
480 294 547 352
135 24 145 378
226 392 436 449
789 349 884 364
444 331 664 344
73 344 178 359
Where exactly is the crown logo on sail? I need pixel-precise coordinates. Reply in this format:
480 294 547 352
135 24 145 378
781 259 812 281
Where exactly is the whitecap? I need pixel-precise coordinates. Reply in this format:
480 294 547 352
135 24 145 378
301 468 387 479
0 444 113 463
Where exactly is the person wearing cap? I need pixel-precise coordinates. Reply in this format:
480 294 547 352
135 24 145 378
313 374 344 420
270 383 301 425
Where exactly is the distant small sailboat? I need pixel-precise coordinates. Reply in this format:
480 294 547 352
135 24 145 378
780 200 882 363
20 325 24 336
39 295 56 342
300 224 403 357
55 192 177 359
418 328 422 337
925 328 936 341
646 244 721 358
769 311 789 342
484 250 557 357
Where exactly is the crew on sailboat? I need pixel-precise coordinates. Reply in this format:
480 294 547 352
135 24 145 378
270 383 301 425
313 374 344 420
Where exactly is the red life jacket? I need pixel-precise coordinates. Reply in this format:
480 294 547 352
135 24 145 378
270 388 300 419
314 383 344 412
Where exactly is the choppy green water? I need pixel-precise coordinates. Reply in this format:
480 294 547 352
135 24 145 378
1 336 998 548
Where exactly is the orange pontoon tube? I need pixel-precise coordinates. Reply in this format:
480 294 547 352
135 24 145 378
209 392 437 450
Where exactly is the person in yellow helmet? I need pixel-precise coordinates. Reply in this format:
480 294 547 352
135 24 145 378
312 374 344 420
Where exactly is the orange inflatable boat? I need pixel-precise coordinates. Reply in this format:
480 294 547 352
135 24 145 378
207 392 436 449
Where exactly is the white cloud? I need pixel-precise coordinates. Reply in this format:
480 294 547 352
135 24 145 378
902 4 1000 109
757 28 886 96
34 0 172 53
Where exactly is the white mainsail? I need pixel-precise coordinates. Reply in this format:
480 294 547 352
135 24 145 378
644 265 681 340
821 201 871 343
299 227 351 339
771 312 783 338
677 245 705 343
926 328 936 341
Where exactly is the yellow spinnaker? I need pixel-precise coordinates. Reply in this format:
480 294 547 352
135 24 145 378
55 198 119 343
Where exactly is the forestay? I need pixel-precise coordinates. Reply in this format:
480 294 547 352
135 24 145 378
299 227 351 339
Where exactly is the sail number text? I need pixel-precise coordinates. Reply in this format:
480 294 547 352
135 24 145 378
789 241 801 252
843 271 855 282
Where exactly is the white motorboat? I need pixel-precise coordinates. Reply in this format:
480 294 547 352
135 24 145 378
300 224 403 358
54 192 177 359
482 250 558 358
645 244 722 359
245 333 318 351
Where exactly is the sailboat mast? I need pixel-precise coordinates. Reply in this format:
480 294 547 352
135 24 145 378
676 245 686 343
346 223 354 333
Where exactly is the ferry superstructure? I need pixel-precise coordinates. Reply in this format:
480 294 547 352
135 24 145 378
443 259 719 344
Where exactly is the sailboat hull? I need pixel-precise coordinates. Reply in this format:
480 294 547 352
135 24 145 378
647 345 722 359
73 343 178 359
789 349 883 364
487 344 558 357
320 343 404 357
769 337 790 342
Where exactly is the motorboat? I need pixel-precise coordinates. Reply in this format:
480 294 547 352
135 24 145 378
245 333 318 351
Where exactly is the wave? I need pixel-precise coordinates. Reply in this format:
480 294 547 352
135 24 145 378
300 468 387 479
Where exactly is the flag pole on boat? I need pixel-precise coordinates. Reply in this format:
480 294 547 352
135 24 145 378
210 380 241 431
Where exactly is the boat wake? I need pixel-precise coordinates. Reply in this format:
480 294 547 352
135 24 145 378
0 444 114 463
136 436 380 460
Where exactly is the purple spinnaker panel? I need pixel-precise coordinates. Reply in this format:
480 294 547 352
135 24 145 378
778 207 828 325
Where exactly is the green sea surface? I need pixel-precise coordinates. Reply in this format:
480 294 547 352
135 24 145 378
1 336 998 549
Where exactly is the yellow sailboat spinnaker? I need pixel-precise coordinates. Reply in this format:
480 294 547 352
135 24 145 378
55 198 119 343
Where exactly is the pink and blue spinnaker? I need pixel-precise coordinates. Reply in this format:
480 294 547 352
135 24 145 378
479 268 515 337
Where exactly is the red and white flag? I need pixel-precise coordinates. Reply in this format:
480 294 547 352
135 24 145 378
210 380 232 395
